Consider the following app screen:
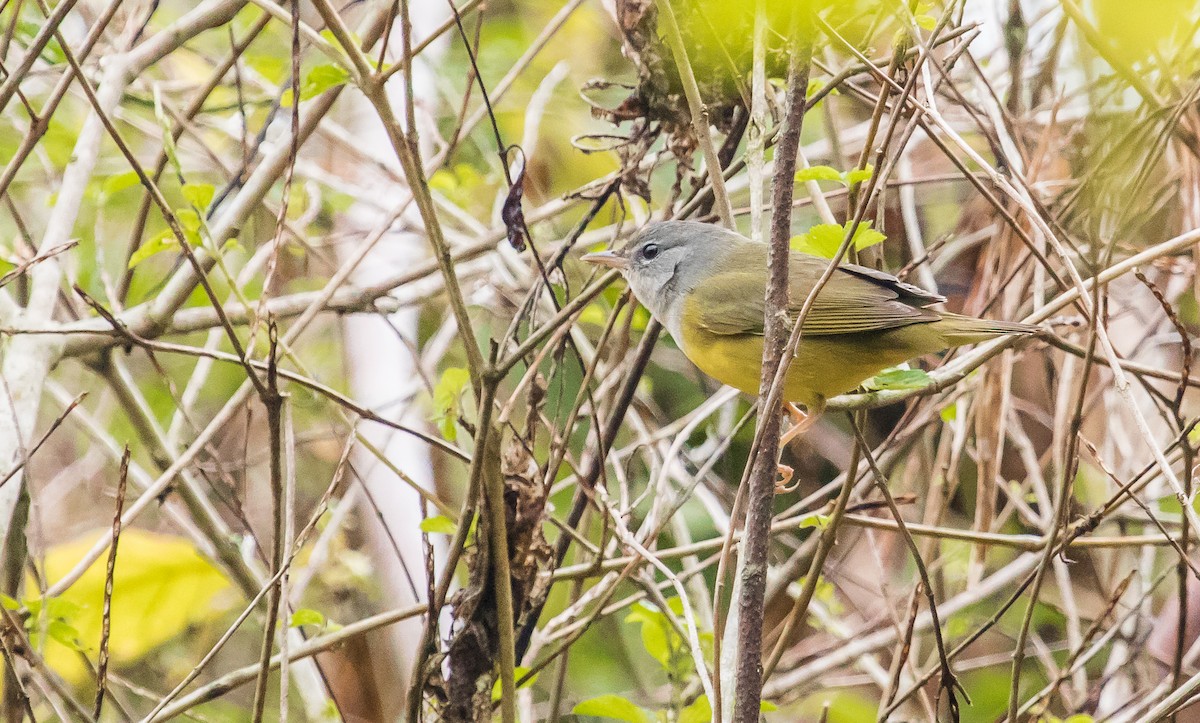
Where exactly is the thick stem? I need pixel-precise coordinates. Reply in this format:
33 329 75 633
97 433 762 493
731 20 812 722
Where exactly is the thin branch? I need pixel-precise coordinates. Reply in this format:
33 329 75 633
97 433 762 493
654 0 735 228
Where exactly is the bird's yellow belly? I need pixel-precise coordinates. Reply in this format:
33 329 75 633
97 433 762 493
678 326 938 409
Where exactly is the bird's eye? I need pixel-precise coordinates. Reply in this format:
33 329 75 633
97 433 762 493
641 243 660 260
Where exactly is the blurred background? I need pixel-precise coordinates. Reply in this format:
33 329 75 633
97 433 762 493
1 0 1200 720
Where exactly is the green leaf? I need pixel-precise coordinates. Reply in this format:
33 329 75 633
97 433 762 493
47 620 85 651
790 223 844 258
289 609 326 628
0 594 18 611
102 171 141 198
848 220 885 250
792 220 886 258
625 604 672 669
915 13 937 30
491 666 539 701
127 230 180 269
680 695 711 723
246 53 288 84
153 86 182 177
572 695 652 723
36 530 234 685
431 367 471 441
866 368 933 391
578 302 609 327
794 165 842 183
798 514 830 529
843 164 875 185
283 64 351 107
419 516 456 535
175 209 203 245
182 183 215 211
939 403 957 422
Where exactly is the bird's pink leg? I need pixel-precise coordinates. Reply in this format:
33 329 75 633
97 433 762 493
776 402 822 493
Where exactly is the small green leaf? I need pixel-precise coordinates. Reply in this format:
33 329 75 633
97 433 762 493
491 666 539 701
843 164 875 185
798 514 830 529
631 305 651 331
127 231 180 269
153 86 182 177
625 604 672 669
431 367 471 441
794 165 842 183
47 620 85 651
283 64 351 107
761 701 779 712
289 609 325 628
165 210 203 246
572 695 652 723
848 220 885 250
1158 495 1182 514
0 595 18 611
102 171 141 198
246 54 287 84
791 220 886 258
915 13 937 30
680 695 712 723
578 302 609 327
176 209 202 234
182 183 215 211
939 404 957 422
790 223 844 258
419 516 456 535
866 368 933 391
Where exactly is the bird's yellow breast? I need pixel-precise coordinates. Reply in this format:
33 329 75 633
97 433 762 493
677 296 944 409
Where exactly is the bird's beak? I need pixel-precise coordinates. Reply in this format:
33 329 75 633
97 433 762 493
581 249 629 270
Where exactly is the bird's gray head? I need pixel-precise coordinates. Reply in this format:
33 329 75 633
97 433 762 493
582 220 744 338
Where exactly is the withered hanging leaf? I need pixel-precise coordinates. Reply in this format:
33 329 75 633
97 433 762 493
502 147 528 251
580 80 646 123
571 134 636 153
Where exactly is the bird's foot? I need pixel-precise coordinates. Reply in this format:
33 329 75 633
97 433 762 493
776 463 800 494
780 403 818 448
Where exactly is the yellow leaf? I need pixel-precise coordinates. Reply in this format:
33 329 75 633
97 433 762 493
36 530 235 684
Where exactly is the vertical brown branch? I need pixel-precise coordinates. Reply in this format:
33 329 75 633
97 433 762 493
731 15 811 721
93 445 129 721
251 321 285 723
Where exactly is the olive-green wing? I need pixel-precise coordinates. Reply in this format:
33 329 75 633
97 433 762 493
688 259 941 337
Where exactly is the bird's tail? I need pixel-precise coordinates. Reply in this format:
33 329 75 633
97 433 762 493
935 312 1039 346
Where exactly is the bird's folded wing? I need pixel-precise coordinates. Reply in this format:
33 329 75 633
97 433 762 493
688 267 939 337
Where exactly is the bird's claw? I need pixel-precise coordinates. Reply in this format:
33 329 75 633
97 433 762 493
780 403 817 447
776 463 799 494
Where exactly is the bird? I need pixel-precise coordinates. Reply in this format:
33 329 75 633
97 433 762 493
583 220 1036 486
